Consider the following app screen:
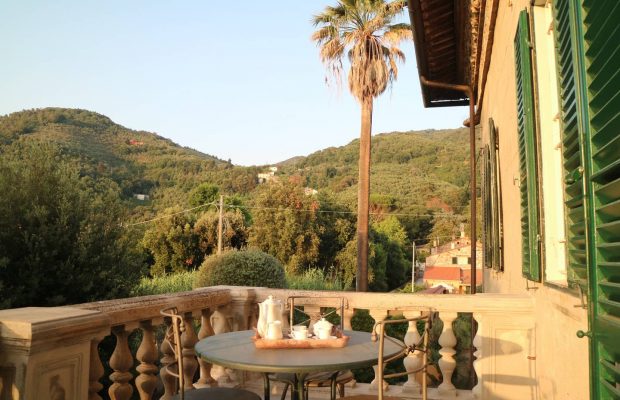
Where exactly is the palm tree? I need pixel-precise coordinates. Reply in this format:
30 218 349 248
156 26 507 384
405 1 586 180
312 0 411 291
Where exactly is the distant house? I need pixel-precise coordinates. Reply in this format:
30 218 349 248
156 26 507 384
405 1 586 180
422 266 462 293
133 194 149 201
426 232 482 270
257 166 278 183
422 266 482 294
128 139 144 146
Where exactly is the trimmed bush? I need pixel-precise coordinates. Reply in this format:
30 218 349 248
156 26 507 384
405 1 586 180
194 249 287 289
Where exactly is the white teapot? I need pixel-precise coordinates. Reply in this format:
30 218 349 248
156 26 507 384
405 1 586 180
257 295 283 339
313 318 334 339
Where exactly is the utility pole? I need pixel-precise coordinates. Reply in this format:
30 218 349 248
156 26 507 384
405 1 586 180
217 195 223 255
411 242 416 292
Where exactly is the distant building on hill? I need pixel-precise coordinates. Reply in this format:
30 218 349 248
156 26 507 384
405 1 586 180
422 226 482 293
133 194 150 201
257 166 278 183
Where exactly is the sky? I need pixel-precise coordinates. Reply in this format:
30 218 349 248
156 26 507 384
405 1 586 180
0 1 468 166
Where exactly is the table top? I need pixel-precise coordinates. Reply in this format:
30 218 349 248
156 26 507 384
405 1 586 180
194 330 403 374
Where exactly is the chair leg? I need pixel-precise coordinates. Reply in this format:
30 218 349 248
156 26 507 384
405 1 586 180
263 374 271 400
330 377 337 400
280 382 290 400
338 383 345 398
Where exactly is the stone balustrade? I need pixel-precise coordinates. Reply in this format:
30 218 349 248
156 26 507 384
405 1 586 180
0 286 534 400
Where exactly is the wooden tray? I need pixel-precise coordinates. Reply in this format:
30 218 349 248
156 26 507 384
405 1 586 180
252 332 350 349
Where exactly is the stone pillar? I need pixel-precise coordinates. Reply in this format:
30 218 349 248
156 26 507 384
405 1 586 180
0 307 110 400
181 312 199 391
437 312 458 397
368 309 389 393
401 311 423 394
135 321 158 400
88 336 105 400
108 326 134 400
196 308 216 387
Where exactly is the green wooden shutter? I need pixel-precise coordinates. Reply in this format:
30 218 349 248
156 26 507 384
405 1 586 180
581 0 620 397
514 10 541 281
483 119 504 271
554 0 587 290
490 119 504 271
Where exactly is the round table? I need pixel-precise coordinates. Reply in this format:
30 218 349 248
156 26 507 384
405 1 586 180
195 330 403 400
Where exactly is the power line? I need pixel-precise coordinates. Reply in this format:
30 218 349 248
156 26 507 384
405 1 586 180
123 201 217 227
224 203 464 218
124 199 467 228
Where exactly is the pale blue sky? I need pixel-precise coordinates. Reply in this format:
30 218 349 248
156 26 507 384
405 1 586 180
0 1 468 166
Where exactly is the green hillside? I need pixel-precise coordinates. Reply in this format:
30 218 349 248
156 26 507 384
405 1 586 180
0 108 261 217
0 108 470 224
276 128 471 215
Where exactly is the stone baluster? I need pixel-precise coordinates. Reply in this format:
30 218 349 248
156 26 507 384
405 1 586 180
437 312 458 397
181 312 200 391
472 312 483 399
402 311 424 395
135 321 158 400
211 305 233 383
368 309 389 393
341 307 354 331
304 305 322 333
108 326 134 400
197 308 216 387
160 318 177 400
88 336 105 400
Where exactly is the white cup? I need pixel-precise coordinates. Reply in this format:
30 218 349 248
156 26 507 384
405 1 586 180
292 329 308 340
316 328 331 340
266 321 283 340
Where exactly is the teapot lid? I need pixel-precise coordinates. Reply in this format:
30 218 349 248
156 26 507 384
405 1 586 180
314 317 333 330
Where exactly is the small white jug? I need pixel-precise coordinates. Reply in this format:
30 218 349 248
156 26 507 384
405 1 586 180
266 321 283 340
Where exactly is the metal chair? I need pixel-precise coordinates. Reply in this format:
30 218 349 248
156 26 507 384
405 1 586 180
160 307 261 400
264 296 352 400
339 313 434 400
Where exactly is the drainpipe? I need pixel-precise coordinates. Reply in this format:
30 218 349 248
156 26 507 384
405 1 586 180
419 77 477 294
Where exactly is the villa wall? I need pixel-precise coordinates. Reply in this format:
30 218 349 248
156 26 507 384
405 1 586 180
478 0 589 399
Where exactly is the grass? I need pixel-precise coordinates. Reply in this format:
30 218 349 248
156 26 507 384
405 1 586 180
130 270 197 296
285 268 347 291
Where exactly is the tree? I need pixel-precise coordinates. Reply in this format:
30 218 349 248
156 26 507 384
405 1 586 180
188 183 220 209
0 142 144 308
248 182 321 274
194 209 248 254
141 207 200 276
312 0 411 291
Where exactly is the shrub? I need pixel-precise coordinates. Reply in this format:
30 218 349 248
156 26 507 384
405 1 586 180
193 249 287 288
131 271 197 296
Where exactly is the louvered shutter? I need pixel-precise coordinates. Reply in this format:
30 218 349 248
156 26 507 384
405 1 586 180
581 0 620 397
554 0 587 290
490 119 504 271
514 10 541 281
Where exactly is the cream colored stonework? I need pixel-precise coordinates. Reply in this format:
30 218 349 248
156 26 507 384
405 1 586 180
478 0 589 398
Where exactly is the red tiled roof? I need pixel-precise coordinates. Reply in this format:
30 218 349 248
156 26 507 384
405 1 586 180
423 266 462 281
462 269 483 286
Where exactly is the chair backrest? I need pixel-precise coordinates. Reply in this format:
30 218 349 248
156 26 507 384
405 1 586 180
286 296 347 333
160 306 188 399
372 312 435 400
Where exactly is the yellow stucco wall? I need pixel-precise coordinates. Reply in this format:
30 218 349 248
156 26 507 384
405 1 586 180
478 1 590 398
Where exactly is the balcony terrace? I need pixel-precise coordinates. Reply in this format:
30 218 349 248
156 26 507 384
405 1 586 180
0 286 535 400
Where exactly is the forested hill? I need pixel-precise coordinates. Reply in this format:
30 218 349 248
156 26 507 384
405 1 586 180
0 108 470 221
0 108 262 211
277 128 471 215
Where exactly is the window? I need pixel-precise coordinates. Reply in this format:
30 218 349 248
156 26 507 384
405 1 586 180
482 119 504 271
514 9 541 281
451 257 457 264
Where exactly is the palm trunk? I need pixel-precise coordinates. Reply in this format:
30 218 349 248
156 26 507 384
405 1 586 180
356 96 373 292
